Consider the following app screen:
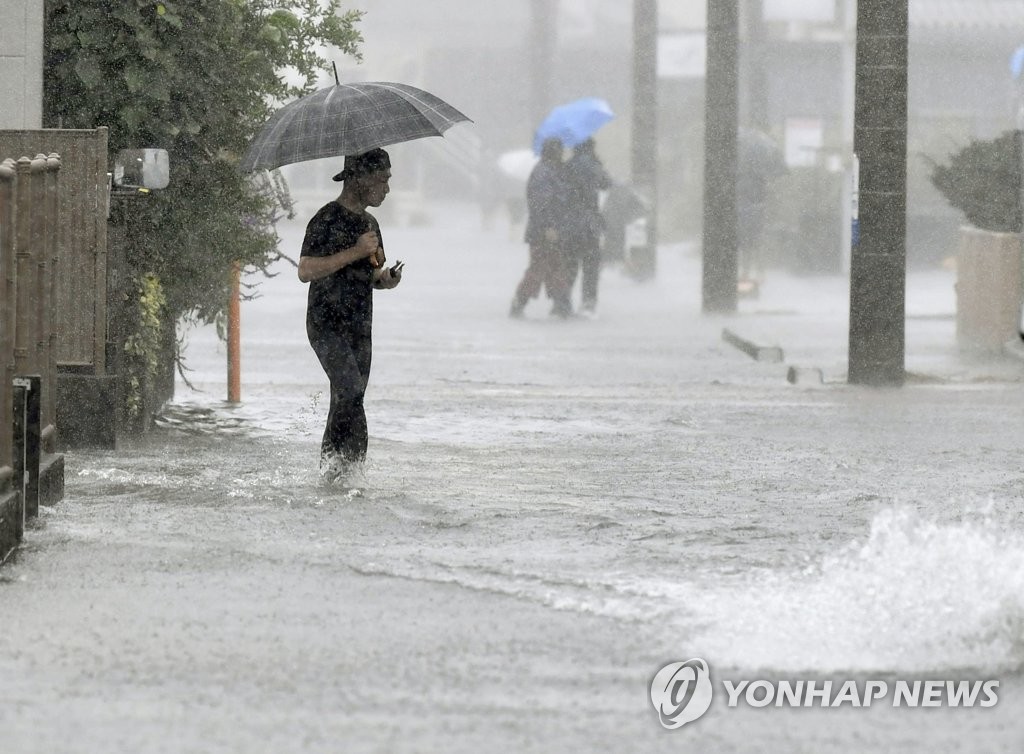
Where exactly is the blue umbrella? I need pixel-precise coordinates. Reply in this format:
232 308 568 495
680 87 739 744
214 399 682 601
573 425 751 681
1012 45 1024 79
532 97 615 155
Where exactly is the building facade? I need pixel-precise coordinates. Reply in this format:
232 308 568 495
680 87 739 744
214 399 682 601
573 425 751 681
0 0 43 130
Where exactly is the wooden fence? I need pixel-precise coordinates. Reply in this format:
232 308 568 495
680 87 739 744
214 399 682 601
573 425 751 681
0 128 118 450
0 128 108 372
0 153 64 561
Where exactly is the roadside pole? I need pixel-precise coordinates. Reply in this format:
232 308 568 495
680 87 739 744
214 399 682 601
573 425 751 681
847 0 908 386
743 0 769 132
702 0 739 313
630 0 658 281
529 0 558 128
1016 51 1024 340
227 262 241 403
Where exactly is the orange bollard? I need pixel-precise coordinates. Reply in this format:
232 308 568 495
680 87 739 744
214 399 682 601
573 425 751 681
227 261 241 402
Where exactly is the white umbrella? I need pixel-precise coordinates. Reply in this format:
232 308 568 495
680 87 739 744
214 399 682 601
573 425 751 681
496 148 538 182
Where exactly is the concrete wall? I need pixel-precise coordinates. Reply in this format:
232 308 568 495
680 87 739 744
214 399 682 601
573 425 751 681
0 0 43 130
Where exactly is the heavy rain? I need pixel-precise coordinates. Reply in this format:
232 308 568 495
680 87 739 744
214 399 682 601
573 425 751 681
1 1 1023 752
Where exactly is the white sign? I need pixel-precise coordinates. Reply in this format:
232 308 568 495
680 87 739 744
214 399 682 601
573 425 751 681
784 118 824 167
658 32 706 79
763 0 835 23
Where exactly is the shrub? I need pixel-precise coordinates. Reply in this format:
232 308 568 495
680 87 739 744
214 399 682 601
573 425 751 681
43 0 364 321
929 130 1022 234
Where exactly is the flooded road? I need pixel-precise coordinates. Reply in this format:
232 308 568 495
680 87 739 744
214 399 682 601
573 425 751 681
2 202 1023 752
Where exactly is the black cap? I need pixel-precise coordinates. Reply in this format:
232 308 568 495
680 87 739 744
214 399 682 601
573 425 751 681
332 148 391 182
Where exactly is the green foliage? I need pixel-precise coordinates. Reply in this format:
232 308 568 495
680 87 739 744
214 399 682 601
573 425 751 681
929 130 1022 234
123 272 167 419
43 0 364 319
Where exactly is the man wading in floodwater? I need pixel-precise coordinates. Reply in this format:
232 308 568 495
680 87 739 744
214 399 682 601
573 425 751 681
298 148 403 485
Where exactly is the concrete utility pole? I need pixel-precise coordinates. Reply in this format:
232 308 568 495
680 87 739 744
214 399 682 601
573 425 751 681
529 0 558 128
631 0 658 281
742 0 769 132
702 0 740 313
848 0 908 386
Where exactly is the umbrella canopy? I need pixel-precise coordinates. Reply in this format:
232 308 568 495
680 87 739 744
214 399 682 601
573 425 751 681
240 82 472 172
1013 45 1024 79
533 97 614 155
496 148 538 182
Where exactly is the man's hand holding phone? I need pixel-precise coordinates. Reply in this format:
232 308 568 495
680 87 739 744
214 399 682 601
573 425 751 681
373 259 403 289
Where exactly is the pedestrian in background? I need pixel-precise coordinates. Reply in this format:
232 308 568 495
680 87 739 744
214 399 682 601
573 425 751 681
564 137 612 318
298 148 403 485
738 128 787 297
601 182 647 266
509 137 574 319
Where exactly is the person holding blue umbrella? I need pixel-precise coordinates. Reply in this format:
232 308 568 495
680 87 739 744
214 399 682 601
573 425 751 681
532 97 615 156
564 137 613 317
533 98 616 317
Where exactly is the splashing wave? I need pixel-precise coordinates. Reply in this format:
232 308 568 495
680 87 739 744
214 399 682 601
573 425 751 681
692 506 1024 674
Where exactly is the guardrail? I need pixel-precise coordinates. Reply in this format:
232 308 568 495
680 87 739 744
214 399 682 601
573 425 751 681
1 154 65 562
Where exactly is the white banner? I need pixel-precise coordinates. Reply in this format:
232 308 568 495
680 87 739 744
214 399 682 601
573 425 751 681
658 32 706 79
763 0 836 23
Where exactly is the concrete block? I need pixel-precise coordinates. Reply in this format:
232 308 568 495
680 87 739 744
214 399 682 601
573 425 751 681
38 452 64 507
786 366 825 386
57 372 118 449
0 485 22 562
956 228 1022 352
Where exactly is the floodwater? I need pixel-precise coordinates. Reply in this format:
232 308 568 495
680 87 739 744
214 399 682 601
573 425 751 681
2 200 1023 753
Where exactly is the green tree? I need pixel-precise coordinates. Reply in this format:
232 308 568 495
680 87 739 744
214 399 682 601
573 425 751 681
43 0 364 320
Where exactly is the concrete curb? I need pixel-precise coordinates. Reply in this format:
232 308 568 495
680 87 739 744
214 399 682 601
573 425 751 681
722 328 833 386
0 456 60 565
721 328 784 363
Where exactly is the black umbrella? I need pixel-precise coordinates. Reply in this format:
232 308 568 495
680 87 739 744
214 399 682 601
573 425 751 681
240 81 472 172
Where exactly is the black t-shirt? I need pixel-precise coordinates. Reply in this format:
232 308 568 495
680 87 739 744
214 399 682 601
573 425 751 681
300 201 383 333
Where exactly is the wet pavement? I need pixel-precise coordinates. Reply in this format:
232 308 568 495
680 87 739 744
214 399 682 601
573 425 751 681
1 201 1023 753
